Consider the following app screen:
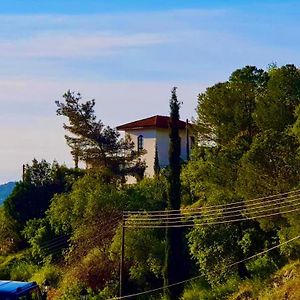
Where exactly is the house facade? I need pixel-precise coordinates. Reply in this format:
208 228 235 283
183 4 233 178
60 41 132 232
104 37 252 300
117 115 194 179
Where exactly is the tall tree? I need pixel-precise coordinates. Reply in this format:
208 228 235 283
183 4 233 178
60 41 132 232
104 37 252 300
197 66 268 147
256 64 300 132
56 91 145 180
154 143 161 176
164 87 186 299
4 159 81 228
183 65 300 287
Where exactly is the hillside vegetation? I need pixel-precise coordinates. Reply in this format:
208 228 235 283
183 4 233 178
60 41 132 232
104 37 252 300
0 64 299 299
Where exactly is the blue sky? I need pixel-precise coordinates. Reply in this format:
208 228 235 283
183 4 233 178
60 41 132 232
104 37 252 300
0 1 274 13
1 1 300 183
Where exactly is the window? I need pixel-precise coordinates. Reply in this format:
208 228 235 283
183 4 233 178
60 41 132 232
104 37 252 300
137 135 144 152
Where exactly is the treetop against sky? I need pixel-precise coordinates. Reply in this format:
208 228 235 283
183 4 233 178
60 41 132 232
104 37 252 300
1 1 300 183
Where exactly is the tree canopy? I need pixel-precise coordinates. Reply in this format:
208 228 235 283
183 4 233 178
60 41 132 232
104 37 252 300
1 65 300 299
56 91 145 180
4 159 82 228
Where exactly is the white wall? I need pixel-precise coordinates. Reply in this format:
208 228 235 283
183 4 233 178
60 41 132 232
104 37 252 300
126 129 156 178
156 128 189 166
125 127 193 181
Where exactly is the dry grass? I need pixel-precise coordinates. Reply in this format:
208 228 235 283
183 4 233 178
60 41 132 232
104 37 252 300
259 260 300 300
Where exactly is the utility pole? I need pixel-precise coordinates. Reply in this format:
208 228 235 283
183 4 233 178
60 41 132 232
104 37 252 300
22 164 26 181
119 215 125 297
186 119 190 161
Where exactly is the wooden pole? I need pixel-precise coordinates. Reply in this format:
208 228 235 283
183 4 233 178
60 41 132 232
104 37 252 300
119 216 125 297
186 119 190 161
22 164 26 181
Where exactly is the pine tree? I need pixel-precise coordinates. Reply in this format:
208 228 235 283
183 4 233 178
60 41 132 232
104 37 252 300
164 87 186 299
56 91 145 180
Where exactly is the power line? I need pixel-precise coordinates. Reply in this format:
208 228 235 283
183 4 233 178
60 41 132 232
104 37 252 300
124 196 300 222
124 189 300 215
125 201 300 226
125 206 300 228
39 234 70 248
124 192 300 218
107 234 300 300
39 236 70 249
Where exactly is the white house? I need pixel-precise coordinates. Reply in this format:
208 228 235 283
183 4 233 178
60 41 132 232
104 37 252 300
117 115 194 179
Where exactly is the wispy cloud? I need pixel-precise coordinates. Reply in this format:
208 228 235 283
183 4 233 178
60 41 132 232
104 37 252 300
0 7 298 82
1 4 300 183
0 32 172 59
0 9 229 60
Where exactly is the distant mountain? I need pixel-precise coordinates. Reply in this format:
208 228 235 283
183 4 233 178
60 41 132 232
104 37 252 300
0 182 16 205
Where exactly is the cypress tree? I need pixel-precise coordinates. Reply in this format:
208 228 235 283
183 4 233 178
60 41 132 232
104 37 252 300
154 143 161 176
164 87 186 299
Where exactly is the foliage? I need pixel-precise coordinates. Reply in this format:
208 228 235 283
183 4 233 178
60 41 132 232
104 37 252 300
0 252 26 279
125 176 167 212
183 260 300 300
255 64 300 132
30 263 61 287
56 91 145 179
65 247 115 291
10 260 38 281
164 87 187 299
0 207 21 255
4 159 82 228
46 172 129 295
110 224 165 289
0 250 39 282
22 218 64 262
258 260 300 300
237 130 300 202
181 65 300 300
182 277 240 300
187 191 271 284
47 171 126 236
168 87 182 212
197 66 268 145
2 65 300 300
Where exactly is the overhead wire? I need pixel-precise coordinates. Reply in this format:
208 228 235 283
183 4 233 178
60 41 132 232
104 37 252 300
123 190 300 228
107 234 300 300
124 195 300 222
39 234 70 248
125 206 300 228
124 189 300 215
39 236 70 249
35 215 122 257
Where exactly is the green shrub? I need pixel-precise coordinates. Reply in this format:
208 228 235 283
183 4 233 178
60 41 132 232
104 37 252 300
57 283 83 300
247 254 278 280
30 263 61 287
10 261 37 281
0 252 27 280
182 276 241 300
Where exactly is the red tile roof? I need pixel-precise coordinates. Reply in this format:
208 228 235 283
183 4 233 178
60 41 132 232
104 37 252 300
117 115 188 130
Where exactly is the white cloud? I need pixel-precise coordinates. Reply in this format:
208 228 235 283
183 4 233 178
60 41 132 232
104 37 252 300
0 8 230 61
0 32 172 59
